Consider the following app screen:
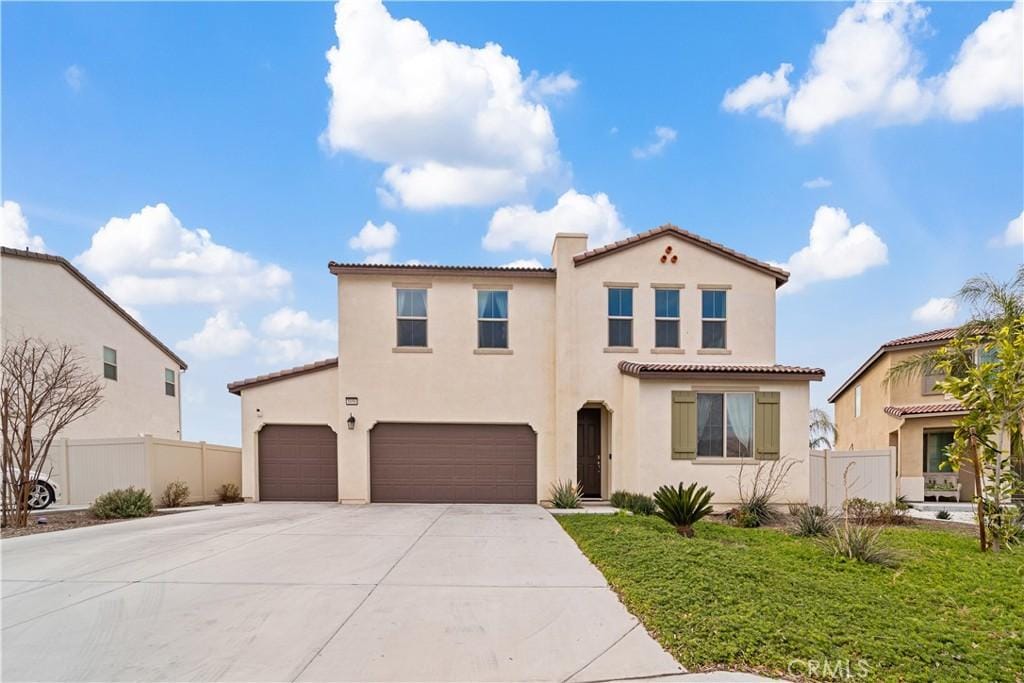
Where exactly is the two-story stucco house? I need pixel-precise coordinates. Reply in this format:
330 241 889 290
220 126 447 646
829 328 977 503
0 247 187 439
228 226 824 504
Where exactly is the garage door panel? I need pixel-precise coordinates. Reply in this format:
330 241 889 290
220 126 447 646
259 424 338 502
370 423 536 504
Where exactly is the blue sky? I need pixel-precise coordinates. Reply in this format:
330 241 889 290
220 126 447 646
2 1 1022 445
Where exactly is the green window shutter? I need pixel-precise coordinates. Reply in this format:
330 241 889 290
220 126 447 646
671 391 697 459
755 391 780 460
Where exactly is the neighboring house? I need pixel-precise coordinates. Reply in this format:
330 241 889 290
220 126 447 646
0 247 186 440
228 226 824 504
828 328 972 502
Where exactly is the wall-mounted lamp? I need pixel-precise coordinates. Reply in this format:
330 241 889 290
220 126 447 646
347 413 356 430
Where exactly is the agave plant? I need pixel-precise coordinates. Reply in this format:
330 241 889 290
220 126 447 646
653 482 714 537
549 479 583 509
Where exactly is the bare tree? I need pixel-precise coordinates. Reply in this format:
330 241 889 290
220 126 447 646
1 338 102 528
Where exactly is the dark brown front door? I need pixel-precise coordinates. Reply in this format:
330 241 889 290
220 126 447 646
577 408 601 498
258 424 338 501
369 423 537 503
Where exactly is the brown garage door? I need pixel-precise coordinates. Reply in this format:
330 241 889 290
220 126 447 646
370 423 537 503
258 424 338 501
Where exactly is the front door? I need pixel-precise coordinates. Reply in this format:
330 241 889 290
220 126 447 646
577 408 602 498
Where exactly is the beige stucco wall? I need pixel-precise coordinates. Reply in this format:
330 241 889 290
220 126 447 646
620 378 810 505
335 273 557 503
898 416 973 502
0 254 182 439
238 366 339 500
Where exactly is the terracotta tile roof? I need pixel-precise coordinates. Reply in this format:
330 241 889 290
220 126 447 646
828 327 962 403
884 402 965 418
0 247 187 370
227 357 338 395
572 224 790 287
618 361 824 380
328 262 556 278
882 328 958 348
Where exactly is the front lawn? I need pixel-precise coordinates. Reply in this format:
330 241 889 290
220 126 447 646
557 514 1024 682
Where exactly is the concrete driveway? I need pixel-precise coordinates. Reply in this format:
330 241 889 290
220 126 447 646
1 503 686 682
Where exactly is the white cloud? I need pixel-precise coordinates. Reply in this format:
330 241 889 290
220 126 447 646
64 65 84 92
724 0 1022 135
526 71 579 100
911 297 958 324
484 189 628 254
632 126 678 159
75 203 291 307
1 200 47 252
940 1 1023 121
348 220 398 263
722 63 793 120
323 0 568 209
991 210 1024 247
776 205 889 293
802 177 833 189
260 307 336 341
501 258 545 269
257 338 335 366
177 311 254 359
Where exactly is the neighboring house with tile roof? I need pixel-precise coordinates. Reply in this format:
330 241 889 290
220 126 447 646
1 247 187 440
828 328 974 502
228 225 823 505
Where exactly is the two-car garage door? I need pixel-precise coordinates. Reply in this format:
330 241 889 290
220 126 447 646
370 423 537 503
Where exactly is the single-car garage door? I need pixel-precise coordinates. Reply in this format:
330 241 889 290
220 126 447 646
258 424 338 501
370 423 537 503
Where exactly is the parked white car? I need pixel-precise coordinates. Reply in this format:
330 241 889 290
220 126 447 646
4 471 62 510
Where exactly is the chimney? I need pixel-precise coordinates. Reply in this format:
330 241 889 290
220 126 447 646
551 233 588 272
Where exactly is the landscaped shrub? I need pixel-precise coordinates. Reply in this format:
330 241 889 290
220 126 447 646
726 507 761 528
610 490 656 516
625 493 656 516
821 522 899 568
653 482 714 537
609 490 631 509
791 505 835 537
549 480 583 509
844 498 912 526
734 459 796 527
161 480 190 508
91 487 154 519
936 510 952 520
216 482 243 503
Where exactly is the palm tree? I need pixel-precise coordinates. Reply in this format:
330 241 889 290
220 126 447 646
809 407 837 449
885 266 1024 388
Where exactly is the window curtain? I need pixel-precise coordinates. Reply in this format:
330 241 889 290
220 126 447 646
726 394 753 458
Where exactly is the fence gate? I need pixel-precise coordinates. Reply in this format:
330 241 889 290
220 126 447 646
808 448 896 511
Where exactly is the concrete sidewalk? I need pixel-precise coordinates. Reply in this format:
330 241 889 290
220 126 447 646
2 502 695 682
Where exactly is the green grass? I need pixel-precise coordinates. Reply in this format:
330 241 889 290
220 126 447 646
557 515 1024 682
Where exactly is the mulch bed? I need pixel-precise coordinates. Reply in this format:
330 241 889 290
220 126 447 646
0 509 139 538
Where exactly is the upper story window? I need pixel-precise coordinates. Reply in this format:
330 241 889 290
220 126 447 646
654 289 680 348
103 346 118 381
975 345 998 366
921 362 945 396
854 385 862 417
701 290 727 349
607 288 634 347
396 288 428 347
165 369 176 397
697 392 754 458
477 290 509 349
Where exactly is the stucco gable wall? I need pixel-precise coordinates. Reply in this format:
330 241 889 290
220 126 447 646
1 254 182 439
237 365 339 500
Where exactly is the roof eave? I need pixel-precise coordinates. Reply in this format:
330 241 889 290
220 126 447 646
627 370 825 382
327 262 556 279
828 338 950 403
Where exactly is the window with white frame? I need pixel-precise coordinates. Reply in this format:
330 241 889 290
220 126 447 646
103 346 118 381
607 288 633 347
654 289 680 348
854 385 862 417
477 290 508 349
701 290 727 349
696 392 754 458
165 369 176 397
396 288 428 347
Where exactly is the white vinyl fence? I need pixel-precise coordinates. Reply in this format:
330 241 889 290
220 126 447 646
41 436 242 506
809 448 896 511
